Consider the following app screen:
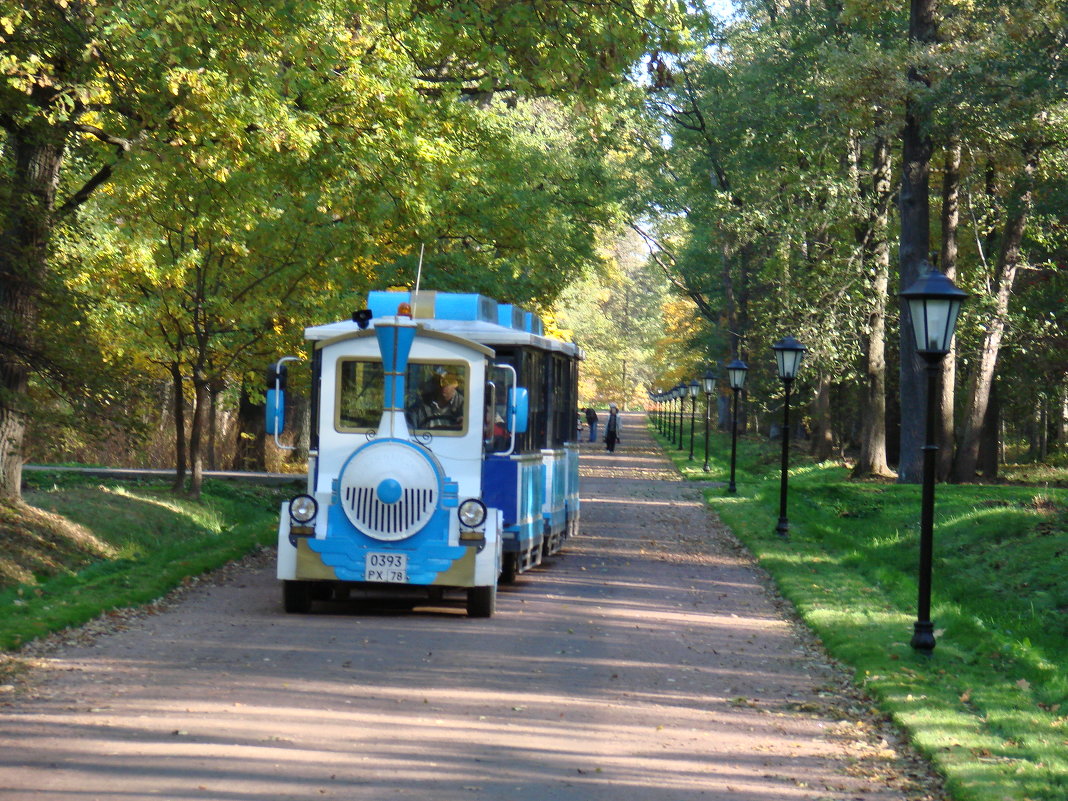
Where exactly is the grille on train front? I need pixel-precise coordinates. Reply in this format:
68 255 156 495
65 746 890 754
338 440 441 541
343 486 436 540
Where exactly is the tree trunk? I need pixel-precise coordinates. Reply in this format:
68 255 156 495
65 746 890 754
937 138 961 481
897 0 938 484
170 362 187 492
978 379 1000 478
810 374 834 461
723 242 751 434
208 382 219 472
188 370 210 499
0 123 68 501
1060 384 1068 447
288 392 310 464
952 145 1038 482
853 131 894 478
232 378 267 472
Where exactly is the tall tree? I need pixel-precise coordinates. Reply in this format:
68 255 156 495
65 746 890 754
896 0 940 484
1 0 687 500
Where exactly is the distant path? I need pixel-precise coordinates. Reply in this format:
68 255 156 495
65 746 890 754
0 413 942 800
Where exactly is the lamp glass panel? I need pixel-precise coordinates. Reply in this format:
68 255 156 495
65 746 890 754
728 367 747 389
775 347 803 379
909 297 961 353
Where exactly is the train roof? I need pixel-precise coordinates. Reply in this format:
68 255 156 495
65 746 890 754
304 290 582 358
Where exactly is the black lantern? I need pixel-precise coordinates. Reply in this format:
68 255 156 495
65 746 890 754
901 268 967 359
771 336 806 536
702 369 716 472
725 359 748 493
901 266 967 653
772 335 806 379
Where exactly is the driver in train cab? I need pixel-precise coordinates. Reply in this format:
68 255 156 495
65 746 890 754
410 371 464 430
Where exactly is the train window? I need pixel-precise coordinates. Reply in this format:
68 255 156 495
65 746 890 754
336 359 468 435
404 362 468 435
336 359 385 431
485 364 514 452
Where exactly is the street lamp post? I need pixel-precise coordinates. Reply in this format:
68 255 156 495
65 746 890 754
771 336 807 537
677 384 686 451
702 369 716 472
668 386 677 443
666 386 674 442
901 266 967 653
688 380 699 460
726 359 748 493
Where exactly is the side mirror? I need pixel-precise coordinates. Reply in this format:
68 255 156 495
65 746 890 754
265 363 288 436
508 387 529 434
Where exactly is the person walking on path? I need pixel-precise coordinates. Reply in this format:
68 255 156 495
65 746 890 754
604 403 620 451
584 407 598 443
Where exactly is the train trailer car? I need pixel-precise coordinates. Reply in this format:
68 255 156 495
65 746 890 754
267 290 582 617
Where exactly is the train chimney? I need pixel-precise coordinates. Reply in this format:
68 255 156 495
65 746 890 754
374 316 418 439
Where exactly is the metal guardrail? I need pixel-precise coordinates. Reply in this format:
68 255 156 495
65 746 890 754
24 465 303 486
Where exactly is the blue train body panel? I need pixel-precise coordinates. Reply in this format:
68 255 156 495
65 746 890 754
483 454 544 555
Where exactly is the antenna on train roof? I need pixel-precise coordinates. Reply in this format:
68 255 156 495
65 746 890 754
414 243 425 296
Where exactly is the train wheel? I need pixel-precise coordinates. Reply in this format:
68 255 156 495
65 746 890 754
500 553 518 584
466 585 496 618
283 581 312 614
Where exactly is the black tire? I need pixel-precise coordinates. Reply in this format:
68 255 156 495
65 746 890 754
283 580 313 614
499 553 518 584
466 585 496 618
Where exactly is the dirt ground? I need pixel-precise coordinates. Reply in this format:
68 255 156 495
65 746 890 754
0 412 948 800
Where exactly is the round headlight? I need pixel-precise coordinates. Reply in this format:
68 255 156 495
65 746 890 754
457 499 487 528
289 494 318 524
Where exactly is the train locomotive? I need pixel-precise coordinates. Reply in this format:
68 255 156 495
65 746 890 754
267 290 581 617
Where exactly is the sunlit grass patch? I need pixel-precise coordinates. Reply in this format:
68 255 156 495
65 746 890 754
0 474 295 651
648 417 1068 801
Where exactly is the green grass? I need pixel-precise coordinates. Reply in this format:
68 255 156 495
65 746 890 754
0 473 297 652
652 420 1068 801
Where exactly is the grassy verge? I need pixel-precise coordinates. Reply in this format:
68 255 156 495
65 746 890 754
652 421 1068 801
0 471 296 652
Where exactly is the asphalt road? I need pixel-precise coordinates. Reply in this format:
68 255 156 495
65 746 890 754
0 414 942 800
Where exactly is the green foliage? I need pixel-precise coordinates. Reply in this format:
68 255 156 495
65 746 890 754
553 228 681 406
1 0 698 498
653 420 1068 801
636 0 1068 458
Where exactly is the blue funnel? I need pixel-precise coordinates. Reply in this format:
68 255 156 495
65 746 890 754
375 321 417 411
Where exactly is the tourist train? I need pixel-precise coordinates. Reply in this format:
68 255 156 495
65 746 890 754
267 290 581 617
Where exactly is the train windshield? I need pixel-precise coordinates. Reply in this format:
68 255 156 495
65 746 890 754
336 358 468 435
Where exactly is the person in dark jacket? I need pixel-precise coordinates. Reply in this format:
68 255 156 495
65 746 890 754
604 403 620 452
584 407 598 443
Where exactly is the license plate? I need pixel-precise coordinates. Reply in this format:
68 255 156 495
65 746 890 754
365 552 408 583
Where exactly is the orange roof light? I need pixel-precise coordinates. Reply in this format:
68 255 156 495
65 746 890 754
397 302 412 318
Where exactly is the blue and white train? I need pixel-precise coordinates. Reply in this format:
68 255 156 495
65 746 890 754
267 290 581 617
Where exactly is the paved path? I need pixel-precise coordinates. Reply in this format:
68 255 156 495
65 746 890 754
0 413 941 800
